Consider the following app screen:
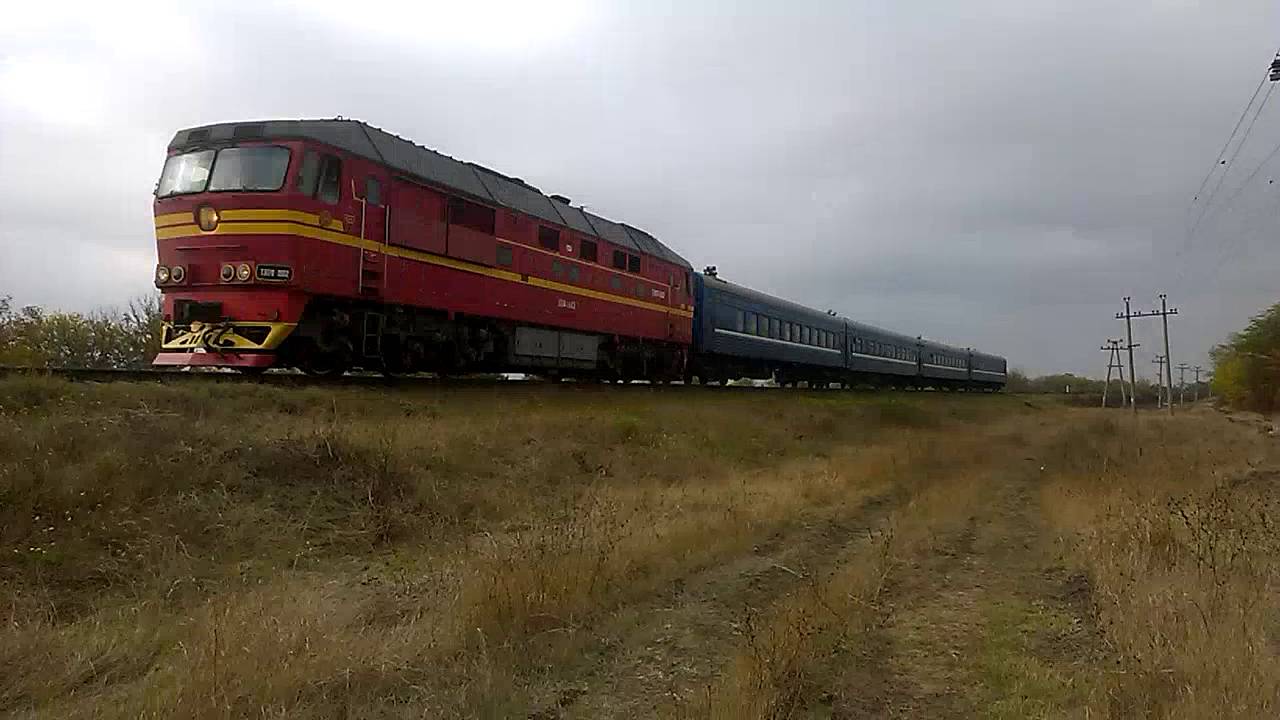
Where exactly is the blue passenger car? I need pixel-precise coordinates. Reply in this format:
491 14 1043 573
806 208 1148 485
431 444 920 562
919 339 970 386
845 319 920 381
688 269 1007 390
969 350 1008 388
691 272 844 385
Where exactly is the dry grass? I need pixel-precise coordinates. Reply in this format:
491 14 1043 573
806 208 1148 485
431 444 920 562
674 424 1000 719
0 377 1023 718
1038 408 1280 718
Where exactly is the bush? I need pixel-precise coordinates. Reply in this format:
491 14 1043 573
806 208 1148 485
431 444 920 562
0 294 161 369
1211 301 1280 412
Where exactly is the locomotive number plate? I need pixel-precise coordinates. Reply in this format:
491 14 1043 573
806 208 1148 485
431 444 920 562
256 264 293 281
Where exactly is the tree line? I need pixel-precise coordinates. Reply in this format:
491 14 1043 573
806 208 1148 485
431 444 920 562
1211 301 1280 412
0 294 162 369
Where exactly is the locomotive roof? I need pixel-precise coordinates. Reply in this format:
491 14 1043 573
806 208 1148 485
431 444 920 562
167 119 693 270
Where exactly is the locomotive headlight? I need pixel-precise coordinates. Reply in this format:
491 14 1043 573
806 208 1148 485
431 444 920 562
155 265 170 284
169 265 185 283
236 263 252 282
220 263 235 282
196 206 219 232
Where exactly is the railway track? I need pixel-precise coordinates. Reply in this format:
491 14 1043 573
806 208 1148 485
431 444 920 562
0 366 992 393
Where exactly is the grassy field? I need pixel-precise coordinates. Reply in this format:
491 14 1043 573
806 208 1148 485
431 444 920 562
1 378 1278 718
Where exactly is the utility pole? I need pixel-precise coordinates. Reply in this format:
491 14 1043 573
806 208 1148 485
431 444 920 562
1100 339 1128 408
1118 294 1178 416
1152 355 1167 408
1119 297 1138 413
1176 363 1190 407
1193 365 1203 402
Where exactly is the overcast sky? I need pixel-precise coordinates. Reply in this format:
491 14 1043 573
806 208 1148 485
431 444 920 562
2 0 1278 376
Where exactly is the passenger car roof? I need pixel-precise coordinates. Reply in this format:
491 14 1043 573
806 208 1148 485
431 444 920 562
698 274 844 326
167 118 692 270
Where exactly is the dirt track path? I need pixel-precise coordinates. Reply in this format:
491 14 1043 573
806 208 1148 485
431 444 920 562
531 487 905 719
836 443 1099 718
524 417 1103 719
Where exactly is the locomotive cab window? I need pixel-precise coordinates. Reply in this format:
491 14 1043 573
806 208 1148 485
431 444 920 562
317 154 342 204
207 146 291 193
295 150 320 196
156 149 215 197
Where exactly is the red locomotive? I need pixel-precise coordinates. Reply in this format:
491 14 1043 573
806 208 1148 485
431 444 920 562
152 119 694 378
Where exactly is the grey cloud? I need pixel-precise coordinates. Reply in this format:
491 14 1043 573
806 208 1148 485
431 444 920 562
2 0 1278 375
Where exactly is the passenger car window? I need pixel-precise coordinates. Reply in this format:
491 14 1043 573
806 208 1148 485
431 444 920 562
735 309 744 332
770 317 781 339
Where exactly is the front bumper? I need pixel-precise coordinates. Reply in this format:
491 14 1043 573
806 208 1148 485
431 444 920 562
160 321 296 352
154 321 296 369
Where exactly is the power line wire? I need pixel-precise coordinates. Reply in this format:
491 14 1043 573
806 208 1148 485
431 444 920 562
1185 80 1276 242
1185 71 1269 213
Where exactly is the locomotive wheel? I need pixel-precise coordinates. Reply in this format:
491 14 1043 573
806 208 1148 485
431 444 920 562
300 352 349 378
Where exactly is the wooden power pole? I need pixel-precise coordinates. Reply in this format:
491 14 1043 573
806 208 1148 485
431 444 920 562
1152 355 1167 408
1119 295 1178 415
1176 363 1190 407
1101 339 1127 408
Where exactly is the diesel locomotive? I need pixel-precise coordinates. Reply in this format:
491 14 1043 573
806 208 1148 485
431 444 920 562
151 118 1006 389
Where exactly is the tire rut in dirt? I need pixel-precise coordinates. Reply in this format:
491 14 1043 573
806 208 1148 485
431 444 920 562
524 486 912 720
833 466 1101 718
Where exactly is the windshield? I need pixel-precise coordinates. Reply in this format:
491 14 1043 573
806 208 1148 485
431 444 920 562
156 146 290 197
208 146 290 192
156 150 214 197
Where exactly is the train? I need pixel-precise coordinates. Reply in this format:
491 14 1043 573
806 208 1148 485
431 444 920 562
151 118 1006 389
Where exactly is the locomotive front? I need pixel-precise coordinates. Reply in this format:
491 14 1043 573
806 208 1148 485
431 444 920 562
151 131 328 371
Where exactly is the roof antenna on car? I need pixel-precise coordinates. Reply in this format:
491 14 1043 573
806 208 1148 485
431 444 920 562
703 265 718 277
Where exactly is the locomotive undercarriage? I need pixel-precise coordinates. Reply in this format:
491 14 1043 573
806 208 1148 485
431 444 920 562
279 297 687 380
